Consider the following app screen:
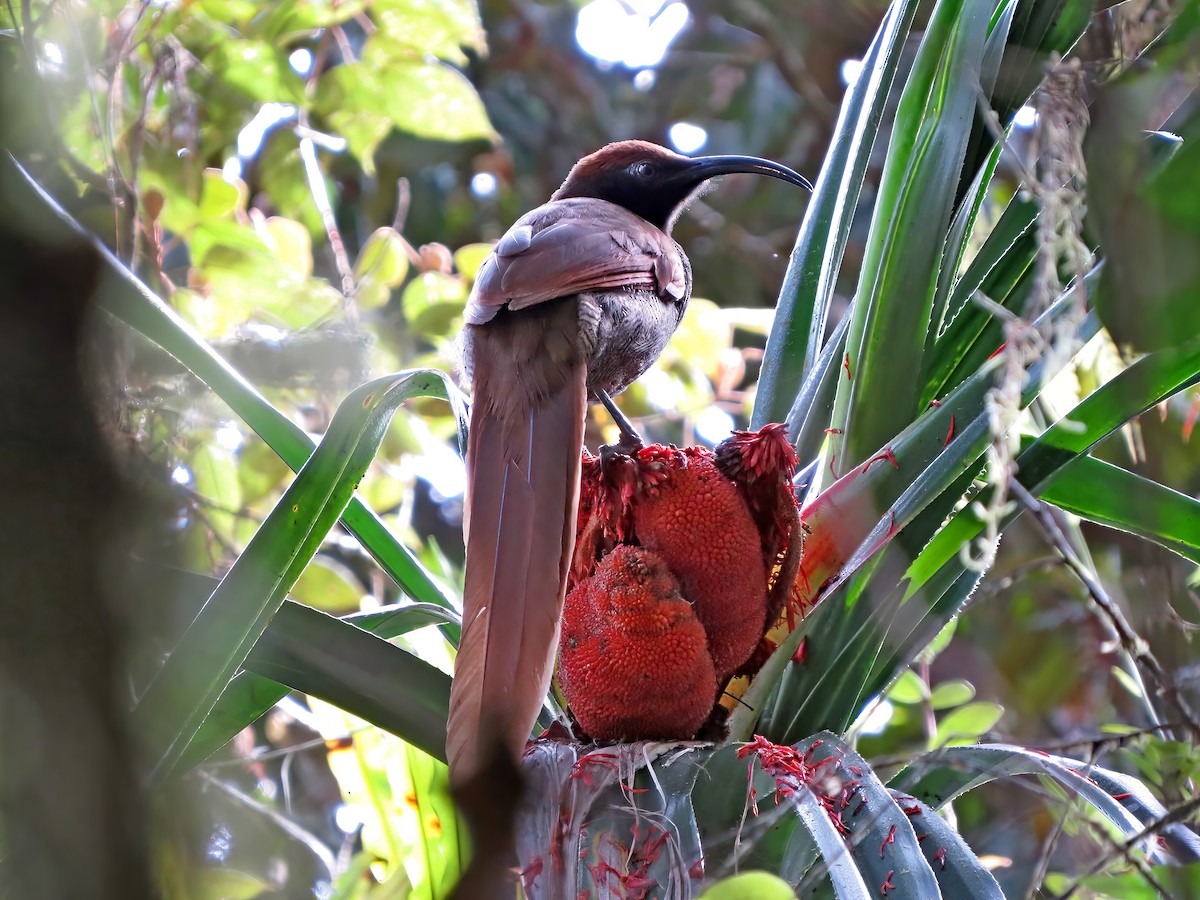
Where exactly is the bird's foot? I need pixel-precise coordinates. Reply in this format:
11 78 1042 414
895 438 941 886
598 435 641 464
595 388 644 455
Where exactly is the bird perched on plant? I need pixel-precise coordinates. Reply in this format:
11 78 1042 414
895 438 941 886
447 140 810 789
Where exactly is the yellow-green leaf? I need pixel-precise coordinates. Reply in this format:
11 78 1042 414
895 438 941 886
260 216 313 278
929 679 976 710
355 227 410 310
935 701 1004 747
290 556 364 614
374 0 487 64
198 168 247 223
452 242 493 281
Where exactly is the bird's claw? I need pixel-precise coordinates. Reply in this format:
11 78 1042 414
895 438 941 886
598 432 643 462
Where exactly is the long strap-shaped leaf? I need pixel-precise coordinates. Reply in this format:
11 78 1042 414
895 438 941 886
732 278 1100 742
183 602 456 769
828 0 991 475
753 0 920 427
780 339 1200 739
758 297 1200 743
891 744 1200 864
4 156 466 632
910 332 1200 587
1039 453 1200 565
133 563 457 767
135 370 455 781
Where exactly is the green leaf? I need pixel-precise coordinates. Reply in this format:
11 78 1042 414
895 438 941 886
378 57 493 144
399 741 466 898
886 670 929 705
341 37 494 143
934 701 1004 746
887 788 1004 899
190 442 243 544
197 168 248 223
354 227 410 311
402 272 468 340
929 679 975 710
135 370 460 781
911 329 1200 588
1076 863 1200 900
250 0 369 40
1089 70 1200 351
205 40 304 104
1039 453 1200 564
183 598 458 768
787 311 849 461
923 192 1038 405
1110 665 1145 700
800 733 943 899
828 0 992 475
749 291 1097 742
373 0 487 65
891 743 1200 862
313 64 393 175
260 216 314 278
290 556 363 613
6 161 466 631
754 0 920 427
452 242 494 281
189 868 271 900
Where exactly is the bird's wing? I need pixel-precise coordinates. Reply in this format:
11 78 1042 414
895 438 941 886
463 198 687 325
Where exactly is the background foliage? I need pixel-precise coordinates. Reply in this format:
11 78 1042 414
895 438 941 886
2 0 1200 897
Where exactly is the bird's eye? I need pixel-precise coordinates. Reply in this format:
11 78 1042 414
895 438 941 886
630 161 656 179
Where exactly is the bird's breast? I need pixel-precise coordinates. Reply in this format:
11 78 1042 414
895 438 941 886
579 287 688 399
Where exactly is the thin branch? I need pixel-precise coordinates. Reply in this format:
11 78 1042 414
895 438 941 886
1010 479 1200 743
1050 795 1200 899
1027 745 1097 899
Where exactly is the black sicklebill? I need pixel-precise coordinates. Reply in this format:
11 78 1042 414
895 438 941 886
447 140 811 789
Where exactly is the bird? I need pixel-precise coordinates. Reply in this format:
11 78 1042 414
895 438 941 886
447 140 810 790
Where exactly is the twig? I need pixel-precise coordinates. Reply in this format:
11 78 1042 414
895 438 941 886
1076 816 1178 900
1027 745 1097 899
1010 479 1200 742
300 32 357 317
1050 795 1200 899
194 769 337 877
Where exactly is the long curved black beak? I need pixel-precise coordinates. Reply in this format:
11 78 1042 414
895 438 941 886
682 154 813 191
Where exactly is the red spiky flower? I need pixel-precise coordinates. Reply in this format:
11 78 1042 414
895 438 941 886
558 425 801 743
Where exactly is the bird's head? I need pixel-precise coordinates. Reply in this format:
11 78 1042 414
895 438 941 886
551 139 811 232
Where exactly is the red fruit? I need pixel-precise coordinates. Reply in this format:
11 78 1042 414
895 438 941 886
631 449 768 682
715 423 803 641
715 423 799 560
559 545 716 741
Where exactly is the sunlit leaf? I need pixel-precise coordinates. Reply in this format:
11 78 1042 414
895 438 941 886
134 370 461 781
354 227 410 310
374 0 487 65
205 40 305 104
402 272 468 340
363 37 493 143
934 702 1003 746
198 168 247 223
929 679 975 710
887 669 929 705
259 216 313 278
191 442 243 544
290 556 364 613
452 242 493 281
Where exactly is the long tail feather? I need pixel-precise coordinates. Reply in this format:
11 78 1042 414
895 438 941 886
447 307 586 787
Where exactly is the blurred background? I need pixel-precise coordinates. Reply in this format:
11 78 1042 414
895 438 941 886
2 0 1199 897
